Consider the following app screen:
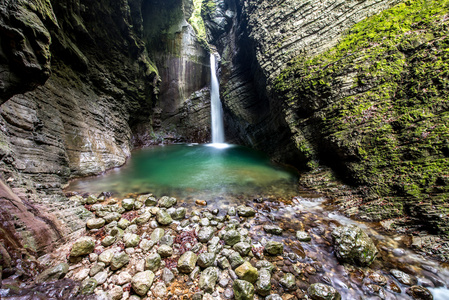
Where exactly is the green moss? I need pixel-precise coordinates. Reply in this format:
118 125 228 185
189 0 208 46
275 0 449 233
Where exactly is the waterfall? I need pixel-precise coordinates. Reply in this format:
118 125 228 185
210 53 225 144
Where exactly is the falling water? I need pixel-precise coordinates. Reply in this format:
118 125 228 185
210 53 225 144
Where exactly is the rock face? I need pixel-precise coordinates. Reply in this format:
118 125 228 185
332 225 378 267
0 0 212 260
208 0 449 243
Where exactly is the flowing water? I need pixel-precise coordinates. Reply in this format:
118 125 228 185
64 143 449 299
210 53 225 144
63 55 449 300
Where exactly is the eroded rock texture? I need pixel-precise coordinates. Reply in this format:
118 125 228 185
0 0 210 257
209 0 449 243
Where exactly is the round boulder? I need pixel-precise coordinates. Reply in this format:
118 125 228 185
331 224 378 267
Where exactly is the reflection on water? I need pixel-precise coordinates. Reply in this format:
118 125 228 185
65 144 299 201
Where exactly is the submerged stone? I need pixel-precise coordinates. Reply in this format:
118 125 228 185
308 283 341 300
263 225 283 235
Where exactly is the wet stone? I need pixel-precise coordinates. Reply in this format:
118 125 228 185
146 253 162 271
124 233 140 248
198 252 216 268
332 225 378 267
280 273 296 291
160 235 174 246
116 271 132 285
135 212 152 225
145 196 158 207
93 271 108 285
237 205 256 217
70 237 95 257
152 281 167 298
199 267 219 293
122 198 135 210
139 239 155 252
218 256 230 269
110 252 130 270
229 252 245 269
89 262 105 277
198 226 215 243
233 242 251 256
308 283 341 300
81 278 97 295
264 241 283 256
162 267 175 283
235 261 258 283
200 218 210 226
132 270 155 296
390 269 418 286
223 230 241 246
86 218 105 229
171 207 186 220
407 285 433 300
156 209 173 225
117 218 130 229
104 212 121 223
159 196 177 208
86 195 98 205
368 272 387 286
263 225 283 235
296 230 312 242
266 295 282 300
233 279 255 300
255 268 271 296
150 228 165 242
158 244 173 257
256 260 274 273
98 249 116 264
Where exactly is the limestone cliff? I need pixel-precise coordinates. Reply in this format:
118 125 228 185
208 0 449 250
0 0 210 256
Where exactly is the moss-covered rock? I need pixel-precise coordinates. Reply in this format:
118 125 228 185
275 0 449 236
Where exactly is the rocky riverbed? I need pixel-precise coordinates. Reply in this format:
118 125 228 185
1 193 448 299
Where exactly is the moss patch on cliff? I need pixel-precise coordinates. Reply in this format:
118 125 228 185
275 0 449 234
189 0 208 45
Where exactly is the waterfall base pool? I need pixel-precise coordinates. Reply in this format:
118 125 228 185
62 143 449 300
65 143 300 204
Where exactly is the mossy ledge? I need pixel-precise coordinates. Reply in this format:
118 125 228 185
275 0 449 245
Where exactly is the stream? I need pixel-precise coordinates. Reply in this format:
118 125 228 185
64 143 449 299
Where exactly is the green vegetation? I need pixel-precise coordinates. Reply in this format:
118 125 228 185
189 0 208 45
275 0 449 233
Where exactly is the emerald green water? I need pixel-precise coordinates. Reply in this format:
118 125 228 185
65 144 299 201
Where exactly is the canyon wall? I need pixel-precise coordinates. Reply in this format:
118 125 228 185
209 0 449 248
0 0 210 255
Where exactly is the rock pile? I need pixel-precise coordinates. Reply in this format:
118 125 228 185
16 193 434 300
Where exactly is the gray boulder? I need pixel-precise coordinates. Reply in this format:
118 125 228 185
233 279 255 300
332 225 378 267
308 283 341 300
199 267 219 293
178 251 198 273
132 270 155 296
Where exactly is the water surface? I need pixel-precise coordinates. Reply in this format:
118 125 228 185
66 143 299 202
